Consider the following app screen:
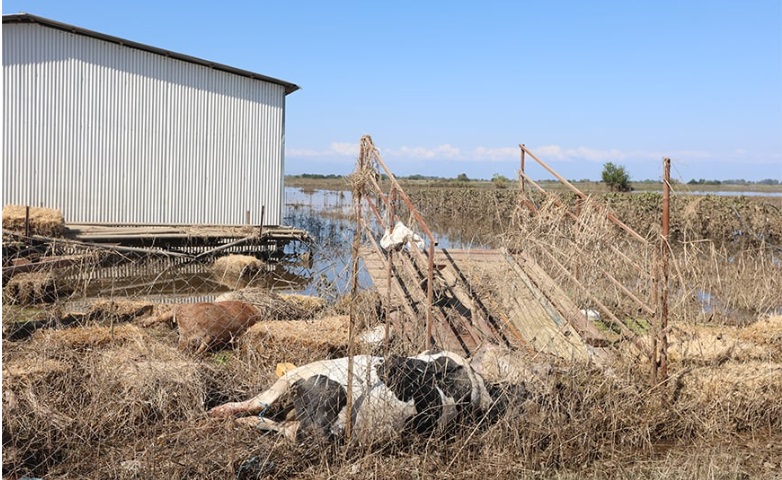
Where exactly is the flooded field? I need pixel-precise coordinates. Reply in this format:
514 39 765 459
284 187 488 297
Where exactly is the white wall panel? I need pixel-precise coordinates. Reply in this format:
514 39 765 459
3 22 287 225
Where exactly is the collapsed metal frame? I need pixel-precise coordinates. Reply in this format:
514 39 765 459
518 144 672 381
345 136 673 386
351 135 438 351
345 134 440 440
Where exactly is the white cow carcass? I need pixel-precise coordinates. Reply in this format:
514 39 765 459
208 351 499 443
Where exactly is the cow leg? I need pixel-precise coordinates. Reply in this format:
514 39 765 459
193 336 212 354
208 376 293 418
236 416 299 441
140 310 174 328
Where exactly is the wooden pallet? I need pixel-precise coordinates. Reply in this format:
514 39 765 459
360 246 611 361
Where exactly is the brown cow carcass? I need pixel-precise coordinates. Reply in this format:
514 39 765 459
145 301 261 353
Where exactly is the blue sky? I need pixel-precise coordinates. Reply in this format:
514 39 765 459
3 1 781 182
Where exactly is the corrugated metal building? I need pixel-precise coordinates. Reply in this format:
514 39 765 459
2 13 299 226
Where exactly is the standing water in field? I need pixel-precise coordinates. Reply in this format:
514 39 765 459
282 187 487 298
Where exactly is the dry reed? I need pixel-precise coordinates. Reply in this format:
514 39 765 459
2 204 66 237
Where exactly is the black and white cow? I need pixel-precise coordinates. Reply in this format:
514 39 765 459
208 351 506 443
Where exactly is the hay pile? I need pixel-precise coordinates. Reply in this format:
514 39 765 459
738 314 782 351
279 293 326 317
211 255 265 289
216 287 310 320
241 315 351 363
668 315 782 364
3 271 73 305
2 204 66 237
89 343 204 430
2 323 206 477
670 361 782 436
332 290 382 318
663 315 782 438
86 298 155 323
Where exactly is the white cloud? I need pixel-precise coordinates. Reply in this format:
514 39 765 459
286 147 328 158
329 142 360 156
534 145 632 162
287 142 360 158
471 146 518 160
531 145 713 163
390 144 461 159
288 141 719 166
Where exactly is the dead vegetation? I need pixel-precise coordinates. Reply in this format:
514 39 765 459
4 291 782 479
3 271 73 305
2 188 782 479
2 204 66 237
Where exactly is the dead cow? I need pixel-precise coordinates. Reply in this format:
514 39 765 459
209 350 508 443
148 301 261 353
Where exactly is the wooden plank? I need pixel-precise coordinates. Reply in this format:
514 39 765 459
511 249 608 342
359 245 611 361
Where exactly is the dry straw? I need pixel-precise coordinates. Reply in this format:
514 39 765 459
210 254 266 289
215 287 312 320
3 271 73 305
2 204 66 237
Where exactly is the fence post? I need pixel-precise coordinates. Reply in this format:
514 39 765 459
385 187 396 357
520 144 526 194
345 141 367 441
660 157 671 384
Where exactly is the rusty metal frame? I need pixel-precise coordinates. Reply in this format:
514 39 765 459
355 135 438 350
519 144 649 244
516 144 659 360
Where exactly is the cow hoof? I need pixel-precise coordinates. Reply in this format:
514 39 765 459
235 416 262 428
209 402 242 418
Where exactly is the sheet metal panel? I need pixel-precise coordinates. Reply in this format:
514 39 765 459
3 22 286 225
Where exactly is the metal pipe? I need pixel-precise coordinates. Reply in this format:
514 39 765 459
519 144 648 244
518 169 651 277
386 187 396 357
660 157 671 382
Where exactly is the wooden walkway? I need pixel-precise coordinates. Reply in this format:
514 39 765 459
361 246 610 361
66 223 311 247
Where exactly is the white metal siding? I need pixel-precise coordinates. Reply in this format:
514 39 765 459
3 23 286 225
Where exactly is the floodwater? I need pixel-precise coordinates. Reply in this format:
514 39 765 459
283 187 482 297
64 187 473 304
635 190 782 197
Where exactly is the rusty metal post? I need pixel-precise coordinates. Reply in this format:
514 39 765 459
25 206 31 237
385 187 396 357
519 144 526 193
651 248 659 384
345 142 367 441
660 157 671 383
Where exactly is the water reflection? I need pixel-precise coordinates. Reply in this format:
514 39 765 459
634 190 782 197
284 188 369 299
282 187 486 297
